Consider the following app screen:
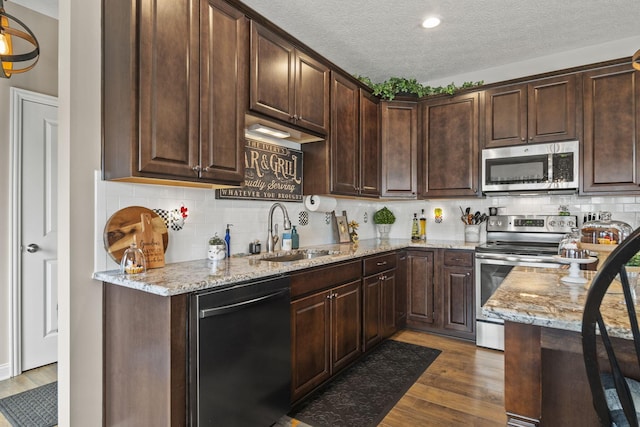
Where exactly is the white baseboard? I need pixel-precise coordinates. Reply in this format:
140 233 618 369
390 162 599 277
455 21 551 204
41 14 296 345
0 363 10 381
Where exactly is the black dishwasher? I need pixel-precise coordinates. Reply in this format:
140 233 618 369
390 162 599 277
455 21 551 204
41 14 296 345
190 276 291 426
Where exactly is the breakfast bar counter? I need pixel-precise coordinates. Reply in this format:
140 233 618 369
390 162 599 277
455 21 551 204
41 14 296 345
483 266 639 427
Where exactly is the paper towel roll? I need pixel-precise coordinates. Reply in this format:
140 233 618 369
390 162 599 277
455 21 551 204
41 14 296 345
304 195 337 212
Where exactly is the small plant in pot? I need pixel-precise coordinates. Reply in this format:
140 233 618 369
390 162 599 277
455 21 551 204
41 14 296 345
373 207 396 239
208 233 226 261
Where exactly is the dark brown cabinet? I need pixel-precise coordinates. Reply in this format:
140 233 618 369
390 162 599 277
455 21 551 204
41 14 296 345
330 72 381 197
395 251 408 329
290 261 362 402
421 92 480 197
483 75 576 147
103 0 246 186
582 63 640 194
407 250 436 327
362 252 397 351
250 22 330 135
441 250 474 338
406 249 475 340
381 101 418 197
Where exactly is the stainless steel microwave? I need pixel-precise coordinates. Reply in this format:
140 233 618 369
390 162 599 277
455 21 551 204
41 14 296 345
481 140 579 194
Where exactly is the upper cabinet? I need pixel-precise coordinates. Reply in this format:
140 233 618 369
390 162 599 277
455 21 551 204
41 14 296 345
329 72 381 197
582 63 640 194
103 0 246 186
380 101 418 198
421 92 480 198
250 22 330 135
483 75 577 147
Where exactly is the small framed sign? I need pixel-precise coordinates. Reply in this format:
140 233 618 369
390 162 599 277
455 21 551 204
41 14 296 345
335 215 350 243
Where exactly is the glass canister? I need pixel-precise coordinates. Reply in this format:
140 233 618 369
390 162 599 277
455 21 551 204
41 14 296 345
558 228 586 258
580 211 633 244
120 240 147 274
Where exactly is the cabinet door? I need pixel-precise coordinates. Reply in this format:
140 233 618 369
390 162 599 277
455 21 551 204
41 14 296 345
330 73 360 195
395 251 407 329
442 265 474 339
295 51 330 134
484 84 527 148
332 280 362 372
250 22 295 124
527 75 576 144
360 90 381 196
137 0 200 178
362 275 382 351
583 64 640 193
380 271 396 339
291 291 331 401
406 250 436 327
422 93 479 197
199 0 247 183
381 101 418 197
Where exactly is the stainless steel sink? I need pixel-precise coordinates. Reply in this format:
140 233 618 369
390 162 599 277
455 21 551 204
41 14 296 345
261 249 334 263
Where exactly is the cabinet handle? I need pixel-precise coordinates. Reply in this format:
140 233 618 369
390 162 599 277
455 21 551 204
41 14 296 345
292 114 299 120
326 293 332 299
529 136 533 141
192 165 201 173
521 137 525 141
298 115 303 121
332 292 338 299
376 261 387 266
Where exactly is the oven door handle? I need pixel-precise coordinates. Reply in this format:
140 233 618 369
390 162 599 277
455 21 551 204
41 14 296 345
475 252 559 264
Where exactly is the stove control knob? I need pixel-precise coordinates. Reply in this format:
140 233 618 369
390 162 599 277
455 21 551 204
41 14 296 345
566 220 575 227
559 221 565 227
549 220 556 227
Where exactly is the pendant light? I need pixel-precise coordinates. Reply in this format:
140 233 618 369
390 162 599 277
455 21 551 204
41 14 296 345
0 0 39 78
633 49 640 71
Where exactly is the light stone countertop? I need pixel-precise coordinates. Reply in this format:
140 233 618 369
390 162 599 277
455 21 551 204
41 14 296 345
482 266 636 340
93 238 478 296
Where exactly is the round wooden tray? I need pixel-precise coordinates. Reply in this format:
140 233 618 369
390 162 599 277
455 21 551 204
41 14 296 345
103 206 169 264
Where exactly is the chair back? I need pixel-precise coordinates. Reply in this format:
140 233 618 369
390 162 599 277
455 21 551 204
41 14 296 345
582 226 640 426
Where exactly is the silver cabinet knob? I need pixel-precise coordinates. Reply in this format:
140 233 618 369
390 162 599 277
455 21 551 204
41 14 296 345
26 243 39 253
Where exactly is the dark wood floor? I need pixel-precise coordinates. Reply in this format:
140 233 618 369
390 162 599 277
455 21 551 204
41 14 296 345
0 331 505 426
380 330 506 426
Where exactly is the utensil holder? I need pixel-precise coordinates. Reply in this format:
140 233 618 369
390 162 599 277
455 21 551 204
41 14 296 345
464 224 481 243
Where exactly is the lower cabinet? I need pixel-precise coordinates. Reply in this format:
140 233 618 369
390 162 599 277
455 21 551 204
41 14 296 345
290 260 362 402
362 252 397 351
406 248 475 341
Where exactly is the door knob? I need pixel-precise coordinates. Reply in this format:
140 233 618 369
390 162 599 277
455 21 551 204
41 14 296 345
26 243 39 253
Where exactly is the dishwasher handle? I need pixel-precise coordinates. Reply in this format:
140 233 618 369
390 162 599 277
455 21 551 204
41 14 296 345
199 289 288 319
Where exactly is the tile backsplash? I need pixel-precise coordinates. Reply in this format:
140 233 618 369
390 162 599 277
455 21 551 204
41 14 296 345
94 171 640 272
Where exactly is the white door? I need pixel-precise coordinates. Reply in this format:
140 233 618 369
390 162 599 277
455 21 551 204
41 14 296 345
13 88 59 371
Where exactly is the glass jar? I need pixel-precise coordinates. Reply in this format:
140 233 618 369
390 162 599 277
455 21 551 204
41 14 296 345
120 241 147 274
558 228 586 258
580 211 633 245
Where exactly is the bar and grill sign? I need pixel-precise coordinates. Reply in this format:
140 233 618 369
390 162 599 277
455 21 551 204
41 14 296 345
216 140 303 202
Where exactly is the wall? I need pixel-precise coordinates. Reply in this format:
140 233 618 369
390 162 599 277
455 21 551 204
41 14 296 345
0 4 57 378
94 178 640 271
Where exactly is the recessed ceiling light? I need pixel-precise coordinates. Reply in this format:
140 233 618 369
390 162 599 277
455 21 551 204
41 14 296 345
422 16 441 29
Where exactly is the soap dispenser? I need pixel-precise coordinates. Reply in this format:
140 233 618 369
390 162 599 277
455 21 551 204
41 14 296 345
291 226 299 249
224 224 233 257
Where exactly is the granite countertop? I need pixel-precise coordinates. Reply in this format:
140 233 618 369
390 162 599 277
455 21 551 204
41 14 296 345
93 238 478 296
482 266 636 340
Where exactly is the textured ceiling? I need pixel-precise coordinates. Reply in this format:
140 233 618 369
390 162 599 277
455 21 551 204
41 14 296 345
240 0 639 85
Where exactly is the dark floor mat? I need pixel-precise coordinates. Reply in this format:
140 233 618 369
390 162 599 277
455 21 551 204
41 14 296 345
289 340 441 427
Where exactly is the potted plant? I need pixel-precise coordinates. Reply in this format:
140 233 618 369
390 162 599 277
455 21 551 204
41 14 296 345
208 233 226 261
373 207 396 239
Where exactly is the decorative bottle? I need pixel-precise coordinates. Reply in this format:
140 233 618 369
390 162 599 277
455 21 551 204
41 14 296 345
411 213 420 241
419 209 427 240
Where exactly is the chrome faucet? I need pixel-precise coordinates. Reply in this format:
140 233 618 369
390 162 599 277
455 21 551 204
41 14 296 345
267 203 292 252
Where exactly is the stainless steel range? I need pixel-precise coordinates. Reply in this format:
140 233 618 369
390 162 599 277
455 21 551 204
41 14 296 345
475 214 577 350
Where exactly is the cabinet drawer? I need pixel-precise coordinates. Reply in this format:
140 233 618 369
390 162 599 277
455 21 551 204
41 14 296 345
290 260 361 299
443 250 473 267
363 252 397 276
